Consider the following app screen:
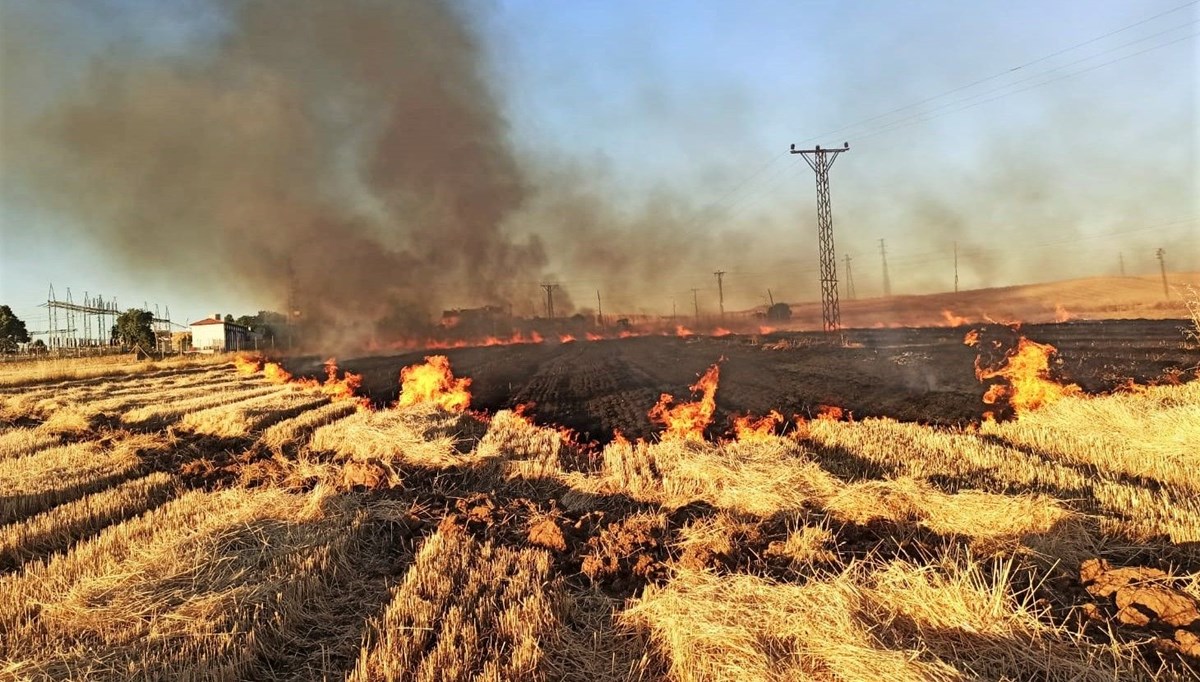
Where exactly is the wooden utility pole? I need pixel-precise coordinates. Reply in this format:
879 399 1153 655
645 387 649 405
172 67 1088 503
953 241 959 293
596 290 603 326
843 254 856 300
714 270 726 320
1156 248 1169 299
540 283 557 319
691 288 700 323
790 142 849 333
879 238 892 297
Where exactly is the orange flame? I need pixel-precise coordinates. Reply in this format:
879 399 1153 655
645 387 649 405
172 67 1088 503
712 327 732 337
318 358 365 403
941 310 970 326
559 334 577 344
675 325 694 338
732 410 784 442
233 355 262 374
235 356 366 406
973 336 1081 415
816 405 844 421
758 325 775 335
963 329 981 347
397 355 472 412
1054 303 1073 323
648 363 720 441
586 332 605 341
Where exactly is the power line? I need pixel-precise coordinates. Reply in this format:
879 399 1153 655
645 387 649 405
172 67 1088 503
856 25 1199 141
700 4 1198 229
793 2 1198 145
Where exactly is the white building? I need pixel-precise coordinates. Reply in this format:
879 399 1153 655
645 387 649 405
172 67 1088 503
189 314 259 352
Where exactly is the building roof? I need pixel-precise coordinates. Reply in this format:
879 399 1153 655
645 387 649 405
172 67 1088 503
190 317 251 331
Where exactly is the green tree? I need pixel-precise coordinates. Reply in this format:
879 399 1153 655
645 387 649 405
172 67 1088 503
0 305 30 352
113 309 155 351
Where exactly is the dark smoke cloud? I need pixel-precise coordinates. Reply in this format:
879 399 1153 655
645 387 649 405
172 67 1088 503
2 0 547 346
3 1 1194 341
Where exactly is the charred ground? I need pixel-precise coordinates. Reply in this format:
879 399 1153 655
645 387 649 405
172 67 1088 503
320 319 1194 443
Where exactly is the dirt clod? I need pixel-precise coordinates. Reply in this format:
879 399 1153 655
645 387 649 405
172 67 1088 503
1080 558 1200 633
528 518 567 552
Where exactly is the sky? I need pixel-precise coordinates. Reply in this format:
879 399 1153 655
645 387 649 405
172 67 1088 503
1 0 1197 338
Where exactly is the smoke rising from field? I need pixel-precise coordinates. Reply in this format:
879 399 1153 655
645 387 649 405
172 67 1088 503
2 1 1195 343
3 0 548 345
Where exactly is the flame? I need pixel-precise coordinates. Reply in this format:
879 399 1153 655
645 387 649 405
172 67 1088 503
233 355 262 374
648 363 720 441
732 410 783 442
586 332 605 341
973 336 1081 416
712 327 732 337
318 358 364 402
559 334 576 344
963 329 981 346
397 355 472 412
1054 303 1073 323
262 362 293 384
675 325 694 338
758 325 775 335
941 310 970 326
816 405 844 421
234 355 366 406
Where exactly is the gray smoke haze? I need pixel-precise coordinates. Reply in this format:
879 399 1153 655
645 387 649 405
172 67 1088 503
3 0 549 345
2 0 1195 342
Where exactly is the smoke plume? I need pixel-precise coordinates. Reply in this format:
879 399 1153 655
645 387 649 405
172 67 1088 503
2 0 546 346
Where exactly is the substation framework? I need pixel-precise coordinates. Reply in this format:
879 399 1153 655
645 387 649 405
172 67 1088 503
40 284 181 353
790 142 849 333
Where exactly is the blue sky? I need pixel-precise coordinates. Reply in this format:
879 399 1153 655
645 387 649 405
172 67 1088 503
1 0 1196 332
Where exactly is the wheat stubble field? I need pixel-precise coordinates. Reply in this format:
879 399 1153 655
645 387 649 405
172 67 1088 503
1 322 1199 681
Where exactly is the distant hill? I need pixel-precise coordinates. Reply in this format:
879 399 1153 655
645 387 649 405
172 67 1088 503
776 272 1200 329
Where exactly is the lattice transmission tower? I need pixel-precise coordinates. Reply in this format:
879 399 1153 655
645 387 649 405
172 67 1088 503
790 142 849 333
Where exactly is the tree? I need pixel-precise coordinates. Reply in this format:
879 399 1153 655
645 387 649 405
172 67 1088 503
113 309 155 351
0 305 30 352
234 310 286 344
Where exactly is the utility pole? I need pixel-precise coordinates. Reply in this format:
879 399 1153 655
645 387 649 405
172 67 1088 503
541 283 557 319
1119 252 1126 277
671 299 677 321
790 142 849 333
596 290 603 326
879 238 892 297
713 270 726 320
691 288 700 323
767 289 775 306
1156 248 1169 300
843 255 856 300
953 241 959 293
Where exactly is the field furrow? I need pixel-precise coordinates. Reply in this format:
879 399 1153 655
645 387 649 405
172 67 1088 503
0 487 412 681
0 471 179 571
350 527 560 682
121 384 289 426
0 434 157 525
